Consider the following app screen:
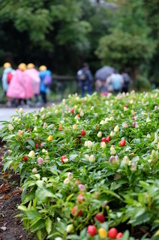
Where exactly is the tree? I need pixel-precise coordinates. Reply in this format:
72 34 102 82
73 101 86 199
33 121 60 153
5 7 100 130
96 0 156 82
0 0 91 73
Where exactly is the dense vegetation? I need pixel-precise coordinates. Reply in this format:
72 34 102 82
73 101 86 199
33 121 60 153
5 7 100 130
1 91 159 239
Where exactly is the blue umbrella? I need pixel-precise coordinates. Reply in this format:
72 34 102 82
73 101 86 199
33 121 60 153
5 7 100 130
95 66 115 81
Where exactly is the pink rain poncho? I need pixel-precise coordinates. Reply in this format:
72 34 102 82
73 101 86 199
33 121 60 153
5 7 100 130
7 69 34 99
26 68 40 95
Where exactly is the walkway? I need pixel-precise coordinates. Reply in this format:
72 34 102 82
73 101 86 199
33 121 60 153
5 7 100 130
0 108 38 130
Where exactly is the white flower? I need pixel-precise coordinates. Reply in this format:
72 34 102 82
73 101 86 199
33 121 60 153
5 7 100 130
122 122 128 128
80 111 84 117
84 141 88 147
110 145 116 155
8 124 14 131
146 118 151 123
64 178 70 184
73 124 77 130
101 142 106 149
110 131 115 137
100 120 105 125
131 110 135 116
105 117 109 122
43 122 47 129
68 172 73 179
135 123 139 128
123 156 130 165
114 125 119 132
85 154 90 159
66 224 74 233
87 140 93 149
95 113 98 117
42 149 48 154
28 150 35 159
62 99 66 104
124 107 128 111
40 107 45 112
89 155 95 162
147 134 151 138
19 108 23 114
32 168 37 173
34 127 37 132
157 142 159 149
63 158 68 163
55 109 58 114
109 116 114 121
97 131 102 138
130 162 137 172
90 106 94 110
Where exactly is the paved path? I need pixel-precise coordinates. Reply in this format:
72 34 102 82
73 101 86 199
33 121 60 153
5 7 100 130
0 108 38 130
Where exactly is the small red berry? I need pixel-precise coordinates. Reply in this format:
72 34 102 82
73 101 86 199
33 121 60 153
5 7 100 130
27 128 31 132
87 225 97 236
81 129 86 136
72 206 82 217
125 104 128 108
95 213 105 223
105 136 111 142
119 139 126 147
70 108 74 114
108 228 118 239
59 125 62 131
35 143 39 149
101 138 107 143
22 156 28 161
116 232 123 239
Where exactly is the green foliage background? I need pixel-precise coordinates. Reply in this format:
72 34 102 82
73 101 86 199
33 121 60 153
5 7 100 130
0 0 159 83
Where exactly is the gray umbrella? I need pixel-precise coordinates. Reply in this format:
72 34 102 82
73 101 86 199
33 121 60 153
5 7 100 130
95 66 115 81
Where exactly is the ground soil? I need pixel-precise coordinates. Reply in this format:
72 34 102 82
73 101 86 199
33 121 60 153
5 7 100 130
0 141 34 240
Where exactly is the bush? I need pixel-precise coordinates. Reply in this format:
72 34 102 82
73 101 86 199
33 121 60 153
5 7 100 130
136 75 152 91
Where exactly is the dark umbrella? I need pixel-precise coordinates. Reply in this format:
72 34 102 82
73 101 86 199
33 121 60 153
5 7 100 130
95 66 115 81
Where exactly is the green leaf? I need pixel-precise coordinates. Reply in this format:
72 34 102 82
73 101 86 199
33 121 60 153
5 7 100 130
35 187 56 202
27 139 35 148
3 160 13 172
26 210 41 220
18 205 27 212
22 191 35 204
45 217 52 234
31 219 45 232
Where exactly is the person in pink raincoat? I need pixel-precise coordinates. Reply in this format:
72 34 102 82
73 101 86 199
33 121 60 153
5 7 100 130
26 63 41 106
7 63 34 107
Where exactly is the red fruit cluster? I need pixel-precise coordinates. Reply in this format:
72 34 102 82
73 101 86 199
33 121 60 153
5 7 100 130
119 139 126 147
35 143 39 149
22 156 28 161
102 136 111 143
95 213 105 223
72 206 82 217
87 225 97 236
81 129 86 136
108 228 122 239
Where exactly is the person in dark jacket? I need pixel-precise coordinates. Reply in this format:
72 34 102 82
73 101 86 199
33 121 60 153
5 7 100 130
122 71 131 93
77 63 93 97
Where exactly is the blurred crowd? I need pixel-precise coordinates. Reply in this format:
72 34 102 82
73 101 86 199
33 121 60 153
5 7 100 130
1 62 52 108
77 64 131 97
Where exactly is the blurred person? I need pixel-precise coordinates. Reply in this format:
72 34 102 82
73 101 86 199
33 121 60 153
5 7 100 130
2 62 15 107
111 70 123 94
106 75 114 93
122 71 131 93
77 63 93 97
39 65 51 105
26 63 41 106
7 63 34 107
